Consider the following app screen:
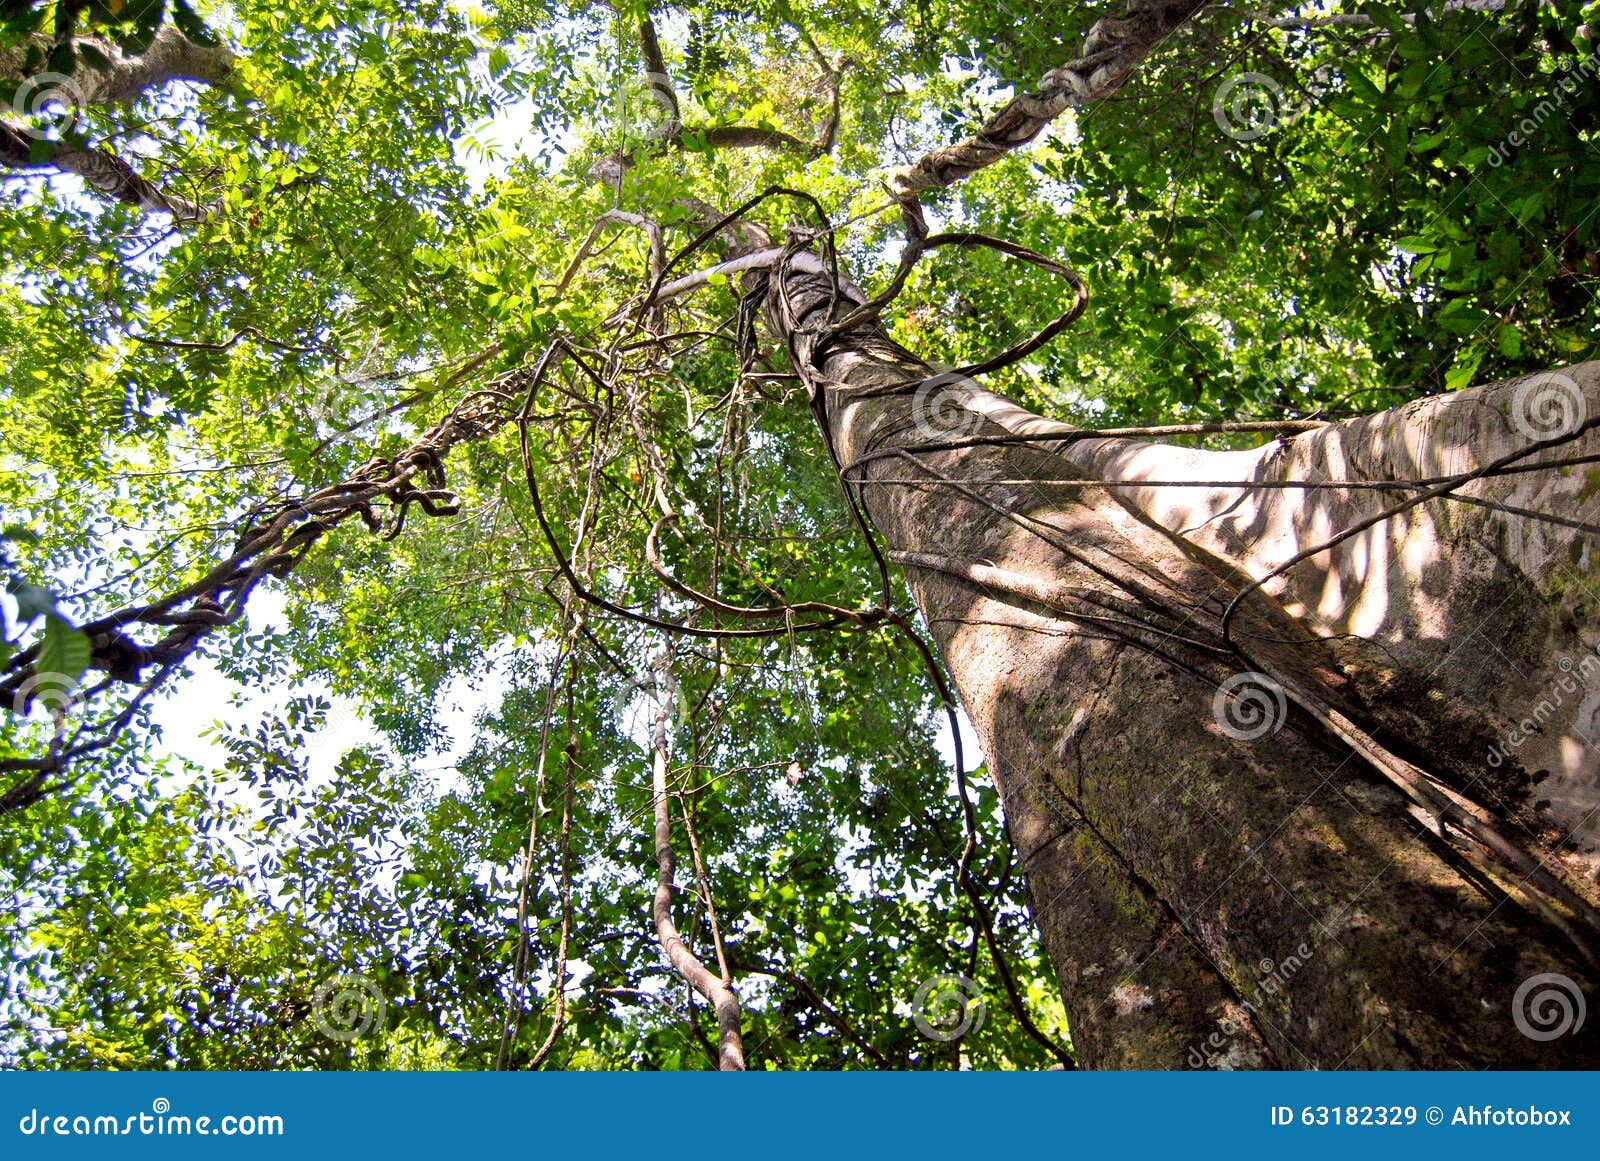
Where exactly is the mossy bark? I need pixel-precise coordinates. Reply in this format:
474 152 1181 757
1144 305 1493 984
763 256 1600 1068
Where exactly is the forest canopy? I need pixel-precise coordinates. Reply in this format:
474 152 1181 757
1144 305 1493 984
1 0 1597 1069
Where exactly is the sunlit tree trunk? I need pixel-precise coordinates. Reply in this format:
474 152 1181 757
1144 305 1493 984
763 257 1600 1068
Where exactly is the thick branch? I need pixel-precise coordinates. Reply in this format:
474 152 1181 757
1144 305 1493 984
1 26 236 105
1238 0 1506 29
698 125 814 152
0 124 212 222
888 0 1209 198
609 12 842 173
0 368 522 807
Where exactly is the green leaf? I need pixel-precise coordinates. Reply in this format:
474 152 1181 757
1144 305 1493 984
8 581 56 621
1497 324 1522 358
1444 346 1485 391
77 43 111 72
36 612 90 685
45 41 76 75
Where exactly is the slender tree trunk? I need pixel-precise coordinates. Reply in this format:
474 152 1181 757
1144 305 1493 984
651 672 745 1070
761 256 1600 1068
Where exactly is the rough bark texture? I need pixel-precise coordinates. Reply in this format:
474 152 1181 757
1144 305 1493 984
761 254 1600 1069
652 696 745 1070
0 27 232 223
0 27 235 105
0 124 211 222
887 0 1208 198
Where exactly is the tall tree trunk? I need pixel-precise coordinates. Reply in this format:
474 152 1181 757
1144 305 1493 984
760 256 1600 1068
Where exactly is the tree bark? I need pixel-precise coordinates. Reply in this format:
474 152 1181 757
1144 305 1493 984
0 124 212 222
0 27 235 105
651 679 746 1070
760 254 1600 1068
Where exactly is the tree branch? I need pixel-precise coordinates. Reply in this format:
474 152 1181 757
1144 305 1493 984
649 662 747 1070
1236 0 1506 30
0 124 212 222
620 12 844 166
729 957 895 1068
0 26 236 106
888 0 1210 199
